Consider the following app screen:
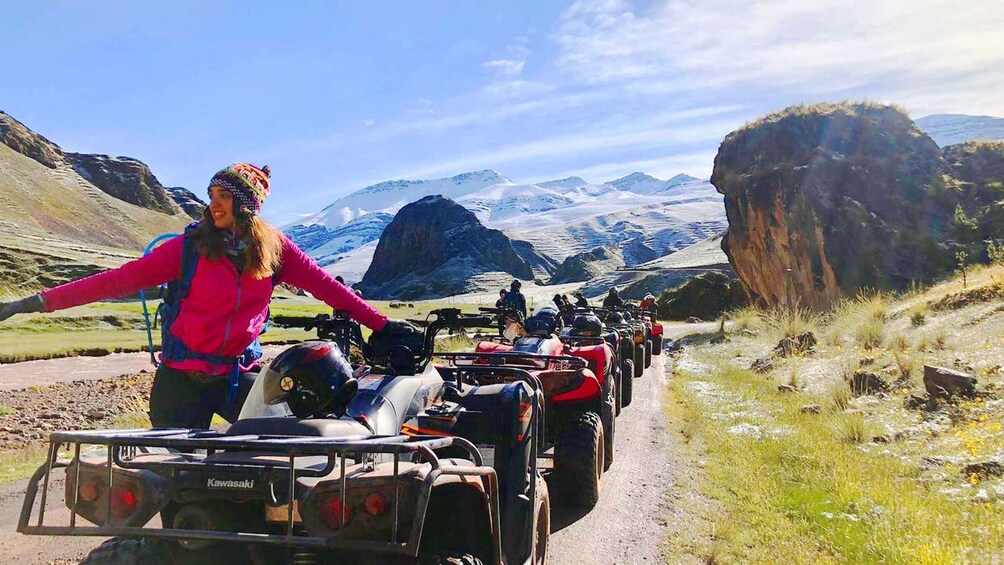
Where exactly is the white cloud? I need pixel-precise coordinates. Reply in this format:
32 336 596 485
361 118 376 127
483 58 526 77
393 113 739 180
553 0 1004 111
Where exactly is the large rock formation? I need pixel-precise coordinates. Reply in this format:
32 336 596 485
943 141 1004 244
357 195 533 299
67 153 182 216
549 246 625 284
712 103 962 307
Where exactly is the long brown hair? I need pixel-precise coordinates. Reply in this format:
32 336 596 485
192 209 283 279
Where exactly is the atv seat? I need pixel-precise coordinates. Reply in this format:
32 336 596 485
227 417 370 438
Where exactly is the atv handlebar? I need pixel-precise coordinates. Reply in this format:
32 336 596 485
274 309 502 375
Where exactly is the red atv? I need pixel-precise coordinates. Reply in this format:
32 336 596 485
438 307 617 510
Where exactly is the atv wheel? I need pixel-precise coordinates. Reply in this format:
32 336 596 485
632 344 644 378
533 475 550 565
614 367 622 417
79 537 174 565
602 395 615 471
554 411 603 509
620 359 634 408
423 554 485 565
652 334 663 355
644 339 653 369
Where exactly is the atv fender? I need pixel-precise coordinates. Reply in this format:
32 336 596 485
420 482 496 565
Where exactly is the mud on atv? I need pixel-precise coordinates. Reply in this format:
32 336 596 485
18 309 550 565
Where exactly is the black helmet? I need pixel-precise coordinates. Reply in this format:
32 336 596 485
262 341 358 419
571 314 603 337
510 280 522 290
605 311 624 324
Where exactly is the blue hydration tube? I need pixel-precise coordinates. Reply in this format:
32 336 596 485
139 233 179 367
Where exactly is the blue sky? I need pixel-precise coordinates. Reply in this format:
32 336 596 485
3 0 1003 224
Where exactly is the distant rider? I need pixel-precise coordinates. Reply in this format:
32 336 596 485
0 163 419 429
574 292 589 308
640 293 657 313
501 279 528 320
602 287 625 309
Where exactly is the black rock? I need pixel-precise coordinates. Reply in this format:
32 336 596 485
850 371 889 395
357 195 534 299
924 365 977 400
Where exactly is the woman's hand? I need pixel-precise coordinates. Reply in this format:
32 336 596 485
0 295 44 322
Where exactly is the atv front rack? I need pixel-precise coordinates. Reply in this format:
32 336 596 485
18 428 503 563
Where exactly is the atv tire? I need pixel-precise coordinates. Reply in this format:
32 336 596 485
620 359 634 408
423 554 485 565
602 395 615 471
632 344 644 378
652 334 663 355
644 339 653 369
614 367 622 417
554 411 603 509
533 475 550 565
79 537 174 565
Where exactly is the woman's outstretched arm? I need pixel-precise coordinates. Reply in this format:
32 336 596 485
41 236 185 311
276 236 389 331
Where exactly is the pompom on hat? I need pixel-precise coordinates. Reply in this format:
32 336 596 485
209 163 271 216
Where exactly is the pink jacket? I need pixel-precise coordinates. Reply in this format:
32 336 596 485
42 235 388 375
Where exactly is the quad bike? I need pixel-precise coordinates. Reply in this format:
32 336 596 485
18 309 549 565
590 307 649 378
477 306 526 343
626 305 665 357
437 307 617 510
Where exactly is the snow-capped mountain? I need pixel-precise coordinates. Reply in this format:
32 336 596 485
292 169 512 230
294 169 726 285
607 172 699 194
287 212 393 267
916 114 1004 147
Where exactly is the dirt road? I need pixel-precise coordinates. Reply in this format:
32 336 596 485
547 326 707 565
0 323 712 564
0 346 289 391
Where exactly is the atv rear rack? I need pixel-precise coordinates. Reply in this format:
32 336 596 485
18 428 503 563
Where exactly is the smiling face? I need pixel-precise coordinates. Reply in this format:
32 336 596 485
208 185 236 230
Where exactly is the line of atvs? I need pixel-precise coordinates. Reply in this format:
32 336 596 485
17 303 665 565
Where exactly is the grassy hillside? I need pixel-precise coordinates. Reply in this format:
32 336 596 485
0 143 190 294
667 264 1004 562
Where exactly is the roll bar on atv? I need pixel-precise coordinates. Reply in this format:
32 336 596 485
18 429 503 560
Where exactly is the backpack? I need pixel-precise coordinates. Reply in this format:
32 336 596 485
149 223 275 397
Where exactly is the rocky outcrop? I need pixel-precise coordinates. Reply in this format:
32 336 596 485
0 110 64 168
712 103 961 307
655 270 747 320
67 153 180 215
0 109 198 218
164 186 205 219
550 246 625 284
943 141 1004 244
357 195 533 299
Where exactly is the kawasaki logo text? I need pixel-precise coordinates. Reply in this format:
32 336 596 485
207 478 255 489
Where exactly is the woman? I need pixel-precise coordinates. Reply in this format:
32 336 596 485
0 163 416 428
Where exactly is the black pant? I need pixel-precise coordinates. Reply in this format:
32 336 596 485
149 365 257 429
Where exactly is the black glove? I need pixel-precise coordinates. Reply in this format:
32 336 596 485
0 295 44 322
365 319 425 366
380 319 421 336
